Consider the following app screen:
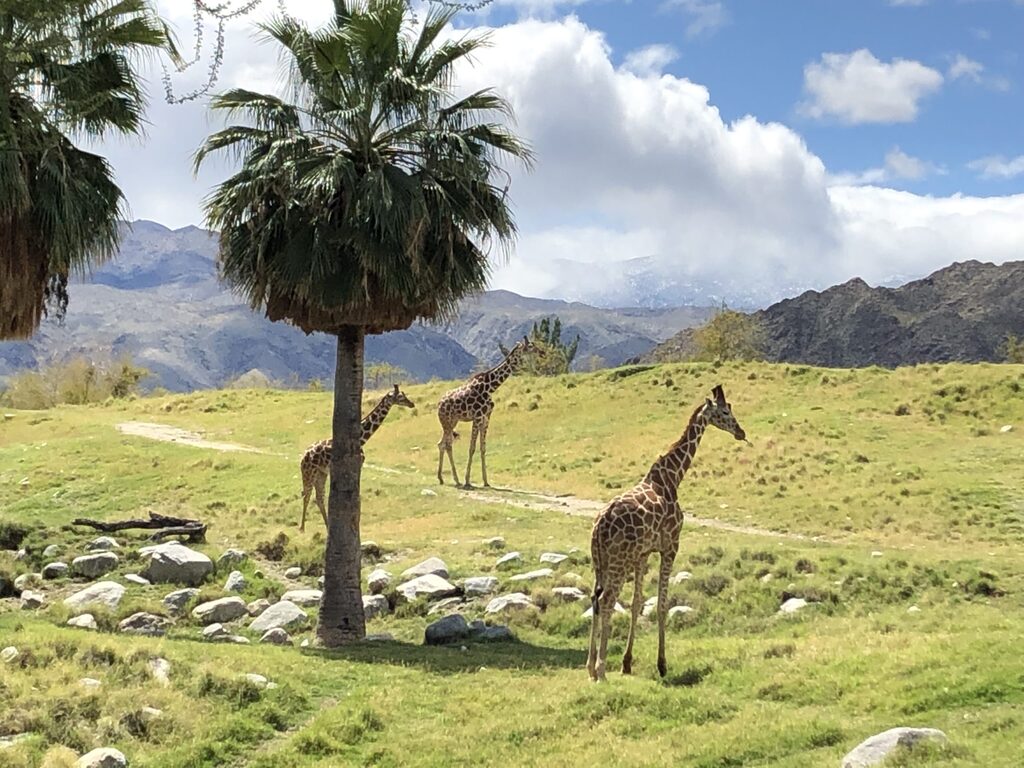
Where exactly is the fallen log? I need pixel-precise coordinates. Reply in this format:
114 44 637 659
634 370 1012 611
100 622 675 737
149 524 207 543
71 512 203 533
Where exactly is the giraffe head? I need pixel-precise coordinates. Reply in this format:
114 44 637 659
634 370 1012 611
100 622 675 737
385 383 415 409
506 336 536 367
703 384 746 441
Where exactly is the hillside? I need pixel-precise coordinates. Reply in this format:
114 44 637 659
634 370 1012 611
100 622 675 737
0 222 712 390
1 362 1023 766
638 259 1024 366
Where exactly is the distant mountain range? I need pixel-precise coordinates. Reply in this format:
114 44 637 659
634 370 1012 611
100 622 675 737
0 221 714 391
638 259 1024 367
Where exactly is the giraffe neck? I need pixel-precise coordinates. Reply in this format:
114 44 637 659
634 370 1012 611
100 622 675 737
360 396 393 445
476 350 521 393
644 404 710 492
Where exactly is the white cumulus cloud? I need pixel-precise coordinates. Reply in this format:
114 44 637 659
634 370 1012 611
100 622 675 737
948 53 984 82
969 155 1024 179
623 44 679 76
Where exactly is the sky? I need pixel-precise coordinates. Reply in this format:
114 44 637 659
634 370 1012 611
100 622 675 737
93 0 1024 303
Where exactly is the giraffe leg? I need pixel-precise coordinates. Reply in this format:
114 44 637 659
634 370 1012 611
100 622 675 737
595 579 622 682
445 433 461 486
463 421 480 489
314 474 327 527
656 548 677 678
478 417 490 488
436 438 446 485
621 561 647 675
300 483 310 532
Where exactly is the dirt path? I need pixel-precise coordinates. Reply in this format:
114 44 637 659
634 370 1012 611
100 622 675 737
116 421 263 454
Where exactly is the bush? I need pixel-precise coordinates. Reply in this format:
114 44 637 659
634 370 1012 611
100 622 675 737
691 303 765 362
1001 333 1024 364
1 354 149 408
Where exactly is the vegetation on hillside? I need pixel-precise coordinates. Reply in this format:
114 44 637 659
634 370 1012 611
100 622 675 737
0 355 149 409
1002 333 1024 364
692 304 765 362
501 316 581 375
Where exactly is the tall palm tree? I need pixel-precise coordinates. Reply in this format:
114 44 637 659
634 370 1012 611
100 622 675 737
0 0 175 340
196 0 532 645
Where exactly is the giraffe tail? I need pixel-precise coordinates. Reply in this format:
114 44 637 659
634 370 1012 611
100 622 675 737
452 431 460 440
591 585 603 617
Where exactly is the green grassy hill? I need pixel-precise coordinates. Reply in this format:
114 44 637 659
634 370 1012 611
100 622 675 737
1 362 1023 767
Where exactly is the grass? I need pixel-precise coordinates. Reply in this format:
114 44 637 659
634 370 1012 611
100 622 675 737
1 361 1023 766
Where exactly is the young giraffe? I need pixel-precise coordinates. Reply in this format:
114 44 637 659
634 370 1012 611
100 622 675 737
587 384 748 682
299 384 415 531
436 337 534 488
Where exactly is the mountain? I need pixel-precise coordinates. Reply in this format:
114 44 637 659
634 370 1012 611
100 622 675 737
636 260 1024 367
0 221 713 391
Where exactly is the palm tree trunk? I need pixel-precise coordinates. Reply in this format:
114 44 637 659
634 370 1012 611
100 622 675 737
316 324 367 645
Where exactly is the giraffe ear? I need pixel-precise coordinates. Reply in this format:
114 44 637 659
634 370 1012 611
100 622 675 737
712 384 725 404
393 383 400 394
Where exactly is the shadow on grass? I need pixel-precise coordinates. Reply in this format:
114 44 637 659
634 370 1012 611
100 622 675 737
301 637 586 674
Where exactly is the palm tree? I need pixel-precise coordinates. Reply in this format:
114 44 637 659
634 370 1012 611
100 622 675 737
0 0 175 340
196 0 532 645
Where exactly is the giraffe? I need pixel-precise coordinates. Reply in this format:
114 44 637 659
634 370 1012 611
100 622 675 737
586 384 748 682
436 336 535 489
299 384 415 531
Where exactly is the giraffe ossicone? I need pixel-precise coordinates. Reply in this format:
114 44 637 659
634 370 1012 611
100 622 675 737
586 383 747 682
299 384 415 531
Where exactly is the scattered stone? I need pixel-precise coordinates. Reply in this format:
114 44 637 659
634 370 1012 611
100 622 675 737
87 536 120 551
0 734 29 750
42 562 69 579
366 568 391 594
760 573 774 583
192 596 247 625
841 727 948 768
485 593 535 614
1 647 18 663
300 638 311 648
509 568 553 582
68 614 98 630
363 594 390 620
20 589 45 609
244 673 276 689
247 598 272 617
124 573 151 586
119 612 172 637
479 625 515 642
148 658 171 685
424 613 470 645
139 542 213 586
672 571 693 584
202 623 227 640
396 574 460 602
76 747 128 768
13 572 42 592
217 548 248 569
216 635 251 645
1000 425 1013 434
361 540 383 559
908 605 921 613
42 544 62 558
871 551 883 558
283 566 302 580
72 552 119 579
463 576 499 597
668 606 694 619
281 589 322 607
539 552 568 565
427 596 464 615
401 557 449 580
224 570 247 592
483 536 506 550
642 596 658 617
779 598 808 614
65 581 126 610
14 548 26 560
496 551 522 569
553 586 588 602
366 633 395 642
162 587 199 613
250 600 309 632
140 707 163 722
421 488 437 496
581 602 626 618
80 678 102 689
260 628 292 645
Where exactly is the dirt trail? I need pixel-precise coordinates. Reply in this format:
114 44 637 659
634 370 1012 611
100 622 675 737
116 421 263 454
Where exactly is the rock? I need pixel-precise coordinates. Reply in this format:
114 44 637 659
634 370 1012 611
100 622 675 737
401 557 449 579
496 551 522 569
192 596 247 625
140 707 163 722
76 747 128 768
427 596 464 615
908 605 921 613
87 536 120 551
217 548 247 569
366 632 395 642
509 568 553 582
281 589 322 607
249 600 309 632
552 586 588 602
317 575 324 588
841 727 948 768
779 598 808 614
80 677 102 689
123 573 151 586
119 612 172 636
668 605 694 619
202 623 227 640
1 647 17 663
642 596 658 617
162 587 199 613
871 551 883 558
539 552 568 565
361 541 382 559
72 552 119 578
224 570 247 592
14 548 26 560
485 593 535 614
363 594 390 620
283 566 302 580
247 598 272 617
300 638 311 648
148 658 171 685
424 613 471 645
20 589 45 609
479 625 515 642
139 542 213 586
216 635 250 645
245 673 273 688
581 602 626 618
42 544 62 558
260 628 292 645
0 734 30 750
672 571 693 584
483 536 506 550
395 573 460 602
1000 424 1013 434
68 614 98 630
421 488 437 496
366 568 392 594
14 572 42 592
42 562 69 579
463 576 499 597
760 573 774 583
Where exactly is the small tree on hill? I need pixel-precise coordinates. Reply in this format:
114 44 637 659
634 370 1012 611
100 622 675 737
1001 334 1024 364
691 303 764 362
501 316 580 375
